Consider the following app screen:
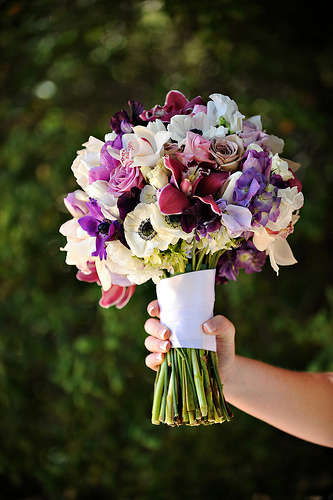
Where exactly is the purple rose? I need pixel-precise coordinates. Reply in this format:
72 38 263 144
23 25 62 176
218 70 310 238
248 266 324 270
210 134 245 173
107 164 145 196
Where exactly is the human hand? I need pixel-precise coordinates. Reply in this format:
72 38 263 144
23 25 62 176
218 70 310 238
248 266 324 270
144 300 236 384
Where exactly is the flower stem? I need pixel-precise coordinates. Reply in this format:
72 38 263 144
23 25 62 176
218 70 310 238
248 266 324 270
152 361 166 425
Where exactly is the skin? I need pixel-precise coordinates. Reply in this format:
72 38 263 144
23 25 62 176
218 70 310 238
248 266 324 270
144 300 333 448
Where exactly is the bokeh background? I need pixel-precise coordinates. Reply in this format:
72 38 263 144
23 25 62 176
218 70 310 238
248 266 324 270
1 0 333 498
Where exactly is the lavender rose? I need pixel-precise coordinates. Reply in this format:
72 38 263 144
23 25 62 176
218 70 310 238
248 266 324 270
210 134 244 172
107 164 145 196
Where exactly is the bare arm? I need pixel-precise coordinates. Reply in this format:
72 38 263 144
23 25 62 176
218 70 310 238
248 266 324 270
144 301 333 448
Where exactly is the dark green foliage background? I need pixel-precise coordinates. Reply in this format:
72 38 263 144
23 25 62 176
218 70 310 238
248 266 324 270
1 0 333 498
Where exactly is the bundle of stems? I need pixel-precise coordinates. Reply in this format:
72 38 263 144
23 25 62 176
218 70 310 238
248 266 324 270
151 347 233 426
151 246 234 426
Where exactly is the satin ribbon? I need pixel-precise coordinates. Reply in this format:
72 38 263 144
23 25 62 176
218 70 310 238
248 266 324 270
156 269 217 351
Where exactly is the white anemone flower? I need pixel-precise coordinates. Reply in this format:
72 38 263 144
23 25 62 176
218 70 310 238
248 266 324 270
150 207 193 242
124 202 178 258
168 112 217 146
207 93 245 134
108 125 170 168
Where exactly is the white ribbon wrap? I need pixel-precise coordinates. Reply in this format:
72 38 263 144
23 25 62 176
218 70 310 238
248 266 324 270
156 269 217 351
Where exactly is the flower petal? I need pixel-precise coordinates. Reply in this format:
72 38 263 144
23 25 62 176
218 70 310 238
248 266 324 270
158 184 192 214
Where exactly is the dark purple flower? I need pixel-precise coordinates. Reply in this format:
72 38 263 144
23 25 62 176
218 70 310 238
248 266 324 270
216 253 239 283
110 100 148 135
78 199 120 260
181 200 222 237
235 240 267 274
117 186 141 221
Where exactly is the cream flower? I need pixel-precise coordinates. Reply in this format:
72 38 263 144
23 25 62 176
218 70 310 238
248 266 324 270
140 158 170 190
127 265 164 285
197 226 232 254
216 170 242 202
71 136 104 191
123 203 178 258
60 218 95 271
139 185 157 204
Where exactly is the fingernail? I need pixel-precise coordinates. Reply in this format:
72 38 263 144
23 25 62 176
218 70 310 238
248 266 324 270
148 305 155 316
156 352 163 361
159 327 168 339
159 341 169 351
204 320 216 333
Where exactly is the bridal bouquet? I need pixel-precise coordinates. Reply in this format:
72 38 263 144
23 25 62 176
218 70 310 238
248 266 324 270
60 90 304 426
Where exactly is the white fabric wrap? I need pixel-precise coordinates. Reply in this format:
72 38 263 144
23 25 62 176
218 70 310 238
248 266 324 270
156 269 217 351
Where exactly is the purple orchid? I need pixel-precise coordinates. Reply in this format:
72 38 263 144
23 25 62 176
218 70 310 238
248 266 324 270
158 156 229 233
78 199 120 260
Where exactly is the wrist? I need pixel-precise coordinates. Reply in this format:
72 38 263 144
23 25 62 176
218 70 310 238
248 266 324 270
220 354 242 401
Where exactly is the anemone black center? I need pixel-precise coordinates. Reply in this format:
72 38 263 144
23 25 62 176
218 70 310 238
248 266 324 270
190 128 203 135
98 220 111 234
165 214 182 228
138 219 157 240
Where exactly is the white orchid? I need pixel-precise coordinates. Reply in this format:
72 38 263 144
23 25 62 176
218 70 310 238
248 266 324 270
108 125 170 168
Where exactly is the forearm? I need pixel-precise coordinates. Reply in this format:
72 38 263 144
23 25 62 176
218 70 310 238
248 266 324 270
223 355 333 448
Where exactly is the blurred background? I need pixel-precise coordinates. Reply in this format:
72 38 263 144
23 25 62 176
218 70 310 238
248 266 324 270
1 0 333 498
